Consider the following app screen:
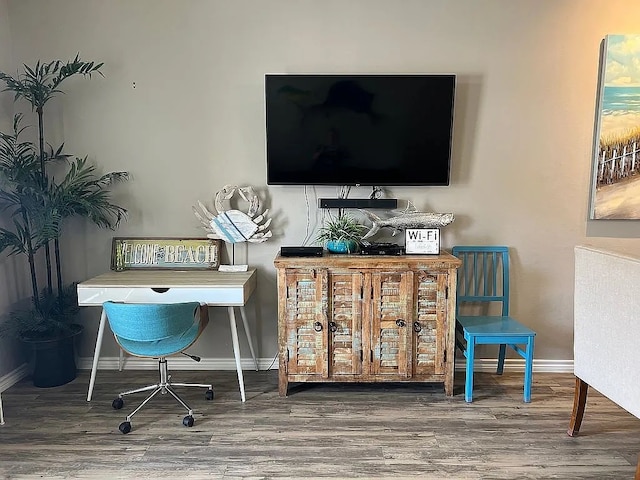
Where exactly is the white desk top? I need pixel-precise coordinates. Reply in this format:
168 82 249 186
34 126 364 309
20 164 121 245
77 269 257 306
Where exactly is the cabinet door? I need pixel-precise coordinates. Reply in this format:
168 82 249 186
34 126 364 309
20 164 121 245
413 271 447 376
327 272 363 376
284 269 328 377
368 271 413 377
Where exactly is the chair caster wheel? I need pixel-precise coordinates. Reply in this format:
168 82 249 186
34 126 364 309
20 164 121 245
183 415 194 427
112 398 124 410
119 421 132 434
205 389 214 400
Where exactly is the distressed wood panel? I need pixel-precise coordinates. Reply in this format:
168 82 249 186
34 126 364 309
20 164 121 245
370 271 412 377
284 269 327 377
413 271 440 375
328 273 363 376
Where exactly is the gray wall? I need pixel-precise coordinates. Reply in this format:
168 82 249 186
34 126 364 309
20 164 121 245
2 0 640 377
0 0 26 378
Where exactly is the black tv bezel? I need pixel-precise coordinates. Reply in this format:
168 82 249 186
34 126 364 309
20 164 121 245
265 73 456 187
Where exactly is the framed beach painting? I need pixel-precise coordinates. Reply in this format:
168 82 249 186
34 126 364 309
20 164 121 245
590 34 640 219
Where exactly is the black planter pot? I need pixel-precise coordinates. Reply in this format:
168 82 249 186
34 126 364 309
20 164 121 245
23 324 83 388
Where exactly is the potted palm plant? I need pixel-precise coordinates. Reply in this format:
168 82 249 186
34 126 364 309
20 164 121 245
316 212 366 253
0 56 129 387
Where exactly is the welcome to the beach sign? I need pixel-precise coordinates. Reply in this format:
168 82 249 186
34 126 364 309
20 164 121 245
110 237 221 270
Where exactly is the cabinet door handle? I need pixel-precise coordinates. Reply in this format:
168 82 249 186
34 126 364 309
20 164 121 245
329 321 338 332
413 321 422 333
396 319 406 327
314 321 323 332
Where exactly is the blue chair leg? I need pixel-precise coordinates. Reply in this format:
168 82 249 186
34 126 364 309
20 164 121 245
465 335 475 403
497 344 506 375
523 336 535 403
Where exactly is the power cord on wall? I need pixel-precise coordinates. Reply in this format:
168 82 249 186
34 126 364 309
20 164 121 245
301 184 360 246
301 184 316 246
266 352 279 370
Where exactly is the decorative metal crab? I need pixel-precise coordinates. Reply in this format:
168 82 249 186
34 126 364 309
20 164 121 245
193 185 273 243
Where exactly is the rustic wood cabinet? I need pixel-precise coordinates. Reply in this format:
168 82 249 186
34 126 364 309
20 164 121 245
274 252 461 396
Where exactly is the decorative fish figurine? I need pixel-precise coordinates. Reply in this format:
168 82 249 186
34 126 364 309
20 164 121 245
360 210 454 240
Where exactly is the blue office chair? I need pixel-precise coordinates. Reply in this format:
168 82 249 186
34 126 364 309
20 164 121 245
452 246 536 403
102 301 214 434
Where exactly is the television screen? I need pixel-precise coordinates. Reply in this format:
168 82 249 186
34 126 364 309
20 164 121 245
265 74 455 186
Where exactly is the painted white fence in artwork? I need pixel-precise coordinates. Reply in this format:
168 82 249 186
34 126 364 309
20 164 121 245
596 142 640 187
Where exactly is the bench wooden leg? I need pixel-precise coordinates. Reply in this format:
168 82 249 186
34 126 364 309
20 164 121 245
567 376 589 437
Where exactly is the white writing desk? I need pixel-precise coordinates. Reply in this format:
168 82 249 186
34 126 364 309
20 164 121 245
77 269 258 402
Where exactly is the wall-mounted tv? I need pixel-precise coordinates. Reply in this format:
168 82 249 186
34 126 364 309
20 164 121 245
265 74 455 186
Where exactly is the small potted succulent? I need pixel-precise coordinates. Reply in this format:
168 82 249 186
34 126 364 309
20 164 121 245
316 212 366 254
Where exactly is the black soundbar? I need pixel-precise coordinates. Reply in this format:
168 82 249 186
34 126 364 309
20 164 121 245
280 246 324 257
318 198 398 209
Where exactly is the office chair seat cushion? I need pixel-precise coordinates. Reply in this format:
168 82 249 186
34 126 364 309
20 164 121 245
115 319 201 357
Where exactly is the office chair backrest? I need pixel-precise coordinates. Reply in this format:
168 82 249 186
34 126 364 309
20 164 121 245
452 246 510 316
103 301 201 342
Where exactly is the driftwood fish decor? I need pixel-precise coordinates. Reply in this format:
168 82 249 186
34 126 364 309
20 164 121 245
360 204 454 240
193 185 273 243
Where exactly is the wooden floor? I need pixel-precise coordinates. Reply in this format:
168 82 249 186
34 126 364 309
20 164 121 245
1 369 639 479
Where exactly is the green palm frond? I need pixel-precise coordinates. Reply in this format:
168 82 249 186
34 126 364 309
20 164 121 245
4 283 80 339
0 226 29 256
50 157 129 229
0 115 39 177
0 55 103 110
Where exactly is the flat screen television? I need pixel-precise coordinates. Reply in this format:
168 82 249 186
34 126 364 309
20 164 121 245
265 74 455 186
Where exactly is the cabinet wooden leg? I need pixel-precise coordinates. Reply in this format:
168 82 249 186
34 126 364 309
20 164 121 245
278 372 288 397
635 453 640 480
567 376 589 437
444 377 453 397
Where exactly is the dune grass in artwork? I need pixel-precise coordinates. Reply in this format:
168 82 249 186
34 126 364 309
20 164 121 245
596 125 640 189
600 126 640 157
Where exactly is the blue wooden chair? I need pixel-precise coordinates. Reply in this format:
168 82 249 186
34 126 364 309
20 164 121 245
452 246 536 403
102 301 214 434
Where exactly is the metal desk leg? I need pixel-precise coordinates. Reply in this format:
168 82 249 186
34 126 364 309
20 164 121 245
87 308 107 402
228 306 246 402
0 392 5 425
119 348 124 371
239 306 259 371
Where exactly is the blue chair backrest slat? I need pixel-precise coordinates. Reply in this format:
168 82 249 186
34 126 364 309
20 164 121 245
452 246 510 316
103 301 200 342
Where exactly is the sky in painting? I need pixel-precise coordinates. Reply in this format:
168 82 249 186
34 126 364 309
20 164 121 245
604 34 640 87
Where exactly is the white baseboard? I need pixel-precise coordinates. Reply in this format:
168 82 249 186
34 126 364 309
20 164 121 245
0 358 574 392
77 356 573 374
0 363 30 392
76 356 279 371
